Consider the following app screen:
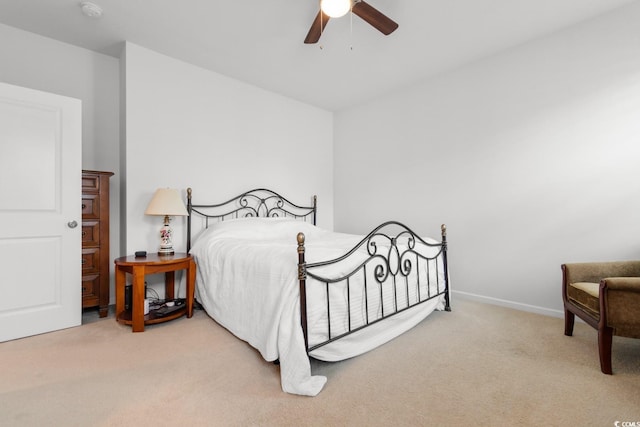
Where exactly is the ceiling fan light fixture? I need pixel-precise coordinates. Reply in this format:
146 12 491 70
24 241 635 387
320 0 351 18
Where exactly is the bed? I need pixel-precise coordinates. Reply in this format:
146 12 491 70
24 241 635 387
187 188 450 396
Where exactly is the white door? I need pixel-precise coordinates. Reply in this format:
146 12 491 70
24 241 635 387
0 82 81 342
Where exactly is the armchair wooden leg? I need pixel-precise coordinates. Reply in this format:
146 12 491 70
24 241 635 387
598 325 613 375
564 309 575 336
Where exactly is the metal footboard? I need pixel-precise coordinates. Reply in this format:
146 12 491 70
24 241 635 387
297 221 450 353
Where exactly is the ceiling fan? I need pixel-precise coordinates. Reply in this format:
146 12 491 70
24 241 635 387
304 0 399 44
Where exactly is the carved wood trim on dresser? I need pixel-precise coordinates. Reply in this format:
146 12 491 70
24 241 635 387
82 170 114 317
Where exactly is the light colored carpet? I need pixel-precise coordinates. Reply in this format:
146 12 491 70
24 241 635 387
1 299 639 426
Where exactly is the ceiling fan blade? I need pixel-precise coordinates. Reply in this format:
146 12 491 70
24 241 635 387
304 10 330 44
352 1 398 35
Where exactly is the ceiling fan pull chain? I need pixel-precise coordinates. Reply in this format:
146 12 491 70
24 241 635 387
349 5 353 50
320 10 324 50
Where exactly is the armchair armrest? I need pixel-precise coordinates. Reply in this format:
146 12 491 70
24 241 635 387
601 277 640 292
600 277 640 337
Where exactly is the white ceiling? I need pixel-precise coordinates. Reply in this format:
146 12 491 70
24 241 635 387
0 0 636 111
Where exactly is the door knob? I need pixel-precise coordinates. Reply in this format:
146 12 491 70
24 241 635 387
67 220 78 228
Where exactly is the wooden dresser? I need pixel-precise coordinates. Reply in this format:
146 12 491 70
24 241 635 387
82 170 114 317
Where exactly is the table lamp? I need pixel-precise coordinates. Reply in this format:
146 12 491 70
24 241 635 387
144 188 188 255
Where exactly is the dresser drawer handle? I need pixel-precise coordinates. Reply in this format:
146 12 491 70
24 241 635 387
82 231 86 237
82 204 86 209
81 259 86 265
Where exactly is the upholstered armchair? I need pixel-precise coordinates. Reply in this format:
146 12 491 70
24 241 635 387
562 261 640 374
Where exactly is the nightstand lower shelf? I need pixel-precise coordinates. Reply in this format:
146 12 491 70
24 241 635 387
116 307 187 326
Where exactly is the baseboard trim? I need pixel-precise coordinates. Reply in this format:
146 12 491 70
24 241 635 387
451 290 564 318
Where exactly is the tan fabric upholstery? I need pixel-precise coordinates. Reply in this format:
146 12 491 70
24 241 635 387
563 261 640 285
603 277 640 339
562 260 640 374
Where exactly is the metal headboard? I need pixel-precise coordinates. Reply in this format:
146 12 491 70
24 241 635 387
186 188 317 251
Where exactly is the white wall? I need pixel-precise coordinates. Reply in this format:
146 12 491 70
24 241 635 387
5 2 639 316
0 24 121 304
123 43 333 294
333 3 640 316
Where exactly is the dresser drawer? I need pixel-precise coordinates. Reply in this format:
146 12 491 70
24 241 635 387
82 174 100 192
82 274 99 298
82 194 100 219
82 220 100 247
82 247 100 274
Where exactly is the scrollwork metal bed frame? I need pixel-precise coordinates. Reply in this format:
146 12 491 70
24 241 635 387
186 187 316 251
186 188 450 355
298 221 451 353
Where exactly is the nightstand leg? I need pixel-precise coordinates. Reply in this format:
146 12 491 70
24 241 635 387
187 258 196 318
132 266 146 332
115 267 125 318
165 271 175 301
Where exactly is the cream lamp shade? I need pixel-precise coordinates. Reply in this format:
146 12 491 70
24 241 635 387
145 188 189 217
145 188 188 255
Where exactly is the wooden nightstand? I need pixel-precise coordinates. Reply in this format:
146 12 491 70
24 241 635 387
114 253 195 332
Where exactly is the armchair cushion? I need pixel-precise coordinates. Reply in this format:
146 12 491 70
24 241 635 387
567 282 599 317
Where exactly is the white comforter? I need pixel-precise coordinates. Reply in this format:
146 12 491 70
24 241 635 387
189 218 445 396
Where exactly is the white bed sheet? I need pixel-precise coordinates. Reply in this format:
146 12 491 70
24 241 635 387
189 218 445 396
